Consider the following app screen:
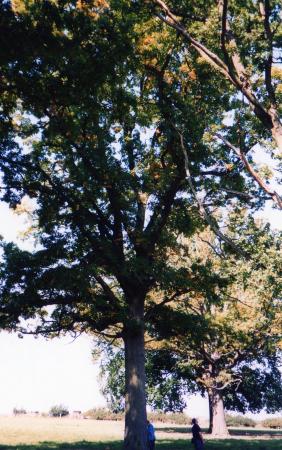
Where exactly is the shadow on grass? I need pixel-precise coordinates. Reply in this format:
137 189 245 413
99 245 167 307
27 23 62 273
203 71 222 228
229 428 282 437
0 439 281 450
156 426 282 438
0 443 122 450
155 426 190 434
205 440 282 450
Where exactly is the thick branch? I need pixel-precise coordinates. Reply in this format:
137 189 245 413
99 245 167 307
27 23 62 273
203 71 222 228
218 0 248 85
144 173 183 251
259 1 276 104
144 290 187 320
95 275 121 306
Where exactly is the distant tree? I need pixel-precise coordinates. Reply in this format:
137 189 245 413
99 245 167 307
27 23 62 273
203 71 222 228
261 417 282 429
49 405 69 418
13 407 27 415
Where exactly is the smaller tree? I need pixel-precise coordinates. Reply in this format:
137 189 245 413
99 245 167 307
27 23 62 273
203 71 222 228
49 405 69 418
150 216 282 436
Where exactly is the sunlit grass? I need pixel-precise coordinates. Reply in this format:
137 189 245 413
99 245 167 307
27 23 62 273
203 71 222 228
0 416 280 450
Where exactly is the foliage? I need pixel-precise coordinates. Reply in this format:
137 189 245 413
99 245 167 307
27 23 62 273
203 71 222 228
99 349 125 413
99 346 191 413
225 415 256 428
49 405 69 418
99 216 282 425
0 1 279 338
261 417 282 429
223 360 282 414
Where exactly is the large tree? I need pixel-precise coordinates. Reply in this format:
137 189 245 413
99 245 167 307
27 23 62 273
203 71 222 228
0 2 280 448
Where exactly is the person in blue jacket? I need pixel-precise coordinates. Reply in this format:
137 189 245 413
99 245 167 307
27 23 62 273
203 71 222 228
147 419 156 450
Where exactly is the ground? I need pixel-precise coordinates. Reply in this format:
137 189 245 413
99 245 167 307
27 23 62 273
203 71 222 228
0 416 280 450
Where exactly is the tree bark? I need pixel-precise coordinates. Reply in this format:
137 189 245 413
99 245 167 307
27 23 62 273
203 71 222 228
123 297 147 450
208 389 229 437
270 107 282 155
208 391 213 434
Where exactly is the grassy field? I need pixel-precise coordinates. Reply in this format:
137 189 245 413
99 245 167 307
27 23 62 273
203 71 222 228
0 416 280 450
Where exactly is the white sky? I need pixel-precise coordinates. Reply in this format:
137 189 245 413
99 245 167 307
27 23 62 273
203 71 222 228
0 331 104 414
0 199 281 419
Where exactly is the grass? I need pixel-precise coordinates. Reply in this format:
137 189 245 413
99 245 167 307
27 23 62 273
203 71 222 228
0 440 281 450
0 416 280 450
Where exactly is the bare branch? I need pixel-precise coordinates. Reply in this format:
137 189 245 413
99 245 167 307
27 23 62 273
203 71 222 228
214 132 282 209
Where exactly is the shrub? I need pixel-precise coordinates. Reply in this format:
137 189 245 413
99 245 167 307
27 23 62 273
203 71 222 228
83 408 123 421
225 414 256 427
148 411 190 425
83 408 189 424
261 418 282 429
49 405 69 417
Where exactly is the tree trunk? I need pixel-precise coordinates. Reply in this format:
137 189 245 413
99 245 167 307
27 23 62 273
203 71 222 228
208 392 213 434
208 389 229 437
123 297 147 450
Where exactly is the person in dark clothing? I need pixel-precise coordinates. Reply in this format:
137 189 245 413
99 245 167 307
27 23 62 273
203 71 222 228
191 418 204 450
147 420 156 450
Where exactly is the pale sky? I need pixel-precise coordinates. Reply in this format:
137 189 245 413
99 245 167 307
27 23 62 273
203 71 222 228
0 331 104 414
0 199 281 419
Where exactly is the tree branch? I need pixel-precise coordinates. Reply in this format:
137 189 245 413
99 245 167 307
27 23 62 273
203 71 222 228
214 132 282 209
172 125 248 257
153 0 282 148
259 1 276 104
